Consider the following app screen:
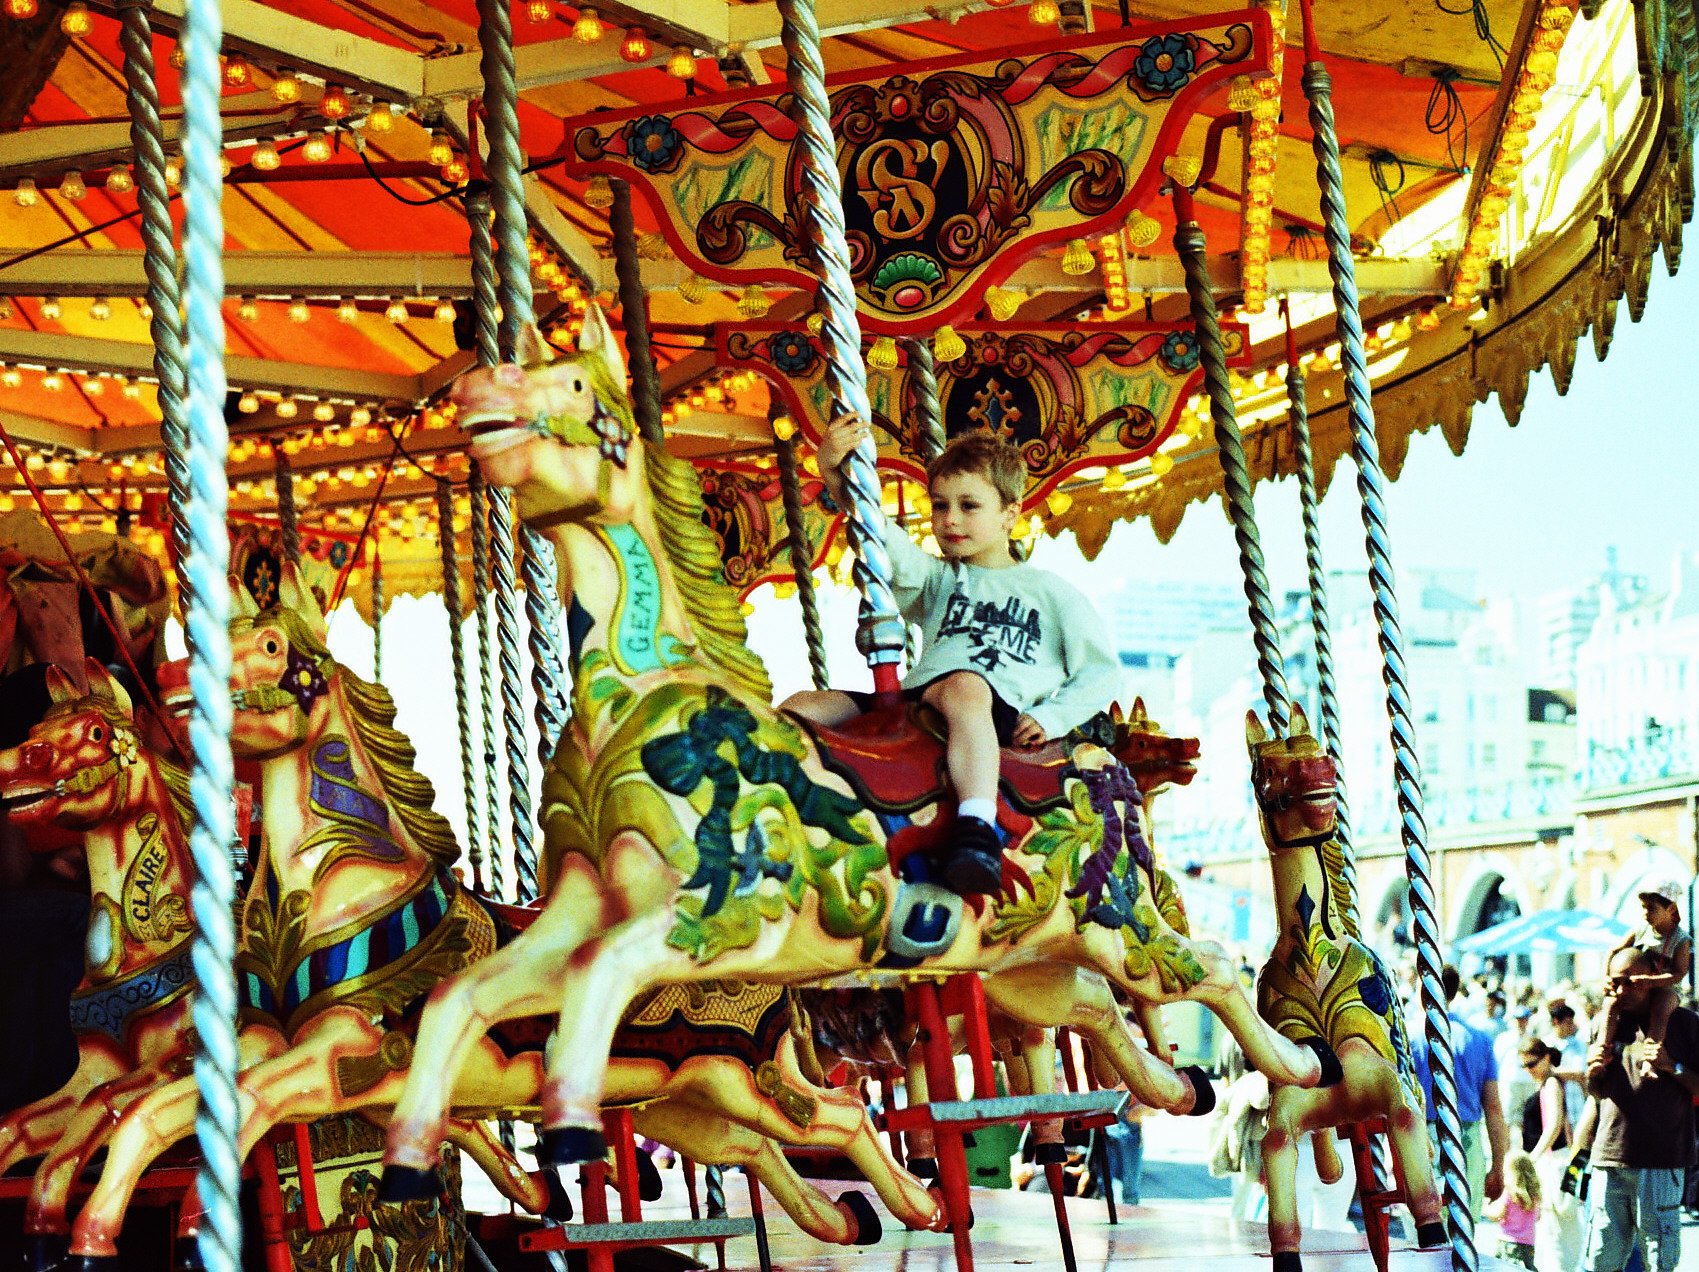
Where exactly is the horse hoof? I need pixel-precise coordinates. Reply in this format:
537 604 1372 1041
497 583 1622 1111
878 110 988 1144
376 1165 444 1203
838 1191 882 1246
1179 1064 1217 1116
1271 1253 1302 1272
1299 1038 1344 1087
542 1169 575 1222
25 1235 68 1272
1415 1222 1448 1249
1034 1142 1069 1165
635 1146 663 1202
538 1125 607 1167
906 1156 938 1182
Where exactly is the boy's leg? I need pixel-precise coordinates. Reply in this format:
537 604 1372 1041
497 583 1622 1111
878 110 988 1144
1641 988 1679 1076
780 689 863 727
920 672 1004 894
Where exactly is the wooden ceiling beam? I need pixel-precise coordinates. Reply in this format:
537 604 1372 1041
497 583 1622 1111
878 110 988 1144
0 250 475 299
0 92 296 181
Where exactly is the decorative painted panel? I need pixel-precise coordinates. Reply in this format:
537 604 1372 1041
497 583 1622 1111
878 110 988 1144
694 457 843 598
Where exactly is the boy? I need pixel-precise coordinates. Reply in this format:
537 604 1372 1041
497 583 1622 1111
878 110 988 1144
1599 877 1692 1078
782 415 1122 895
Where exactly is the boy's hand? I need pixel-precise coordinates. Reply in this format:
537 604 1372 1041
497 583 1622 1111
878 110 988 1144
1011 714 1047 749
818 411 873 474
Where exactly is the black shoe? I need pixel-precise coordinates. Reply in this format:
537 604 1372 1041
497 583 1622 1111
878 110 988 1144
942 816 1003 895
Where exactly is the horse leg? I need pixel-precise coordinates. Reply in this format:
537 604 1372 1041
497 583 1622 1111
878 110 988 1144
1016 1027 1066 1158
1262 1088 1315 1267
0 1047 121 1176
24 1066 176 1237
983 966 1198 1114
1380 1077 1445 1240
384 875 604 1176
64 1074 203 1258
900 1049 937 1173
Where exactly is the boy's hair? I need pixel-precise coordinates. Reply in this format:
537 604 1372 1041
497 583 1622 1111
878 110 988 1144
927 430 1026 508
1505 1151 1541 1211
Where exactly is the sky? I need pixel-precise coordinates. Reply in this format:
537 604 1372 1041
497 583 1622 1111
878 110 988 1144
324 250 1699 853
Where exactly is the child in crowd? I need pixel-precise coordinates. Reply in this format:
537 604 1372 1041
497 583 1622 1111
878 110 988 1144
782 417 1121 894
1600 876 1692 1077
1485 1151 1541 1269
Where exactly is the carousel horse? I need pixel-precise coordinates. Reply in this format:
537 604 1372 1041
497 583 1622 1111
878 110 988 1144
1245 708 1446 1269
0 662 198 1201
59 575 936 1263
377 311 1329 1188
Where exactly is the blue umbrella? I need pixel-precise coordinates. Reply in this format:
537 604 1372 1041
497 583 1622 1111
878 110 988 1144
1454 910 1544 954
1455 909 1629 956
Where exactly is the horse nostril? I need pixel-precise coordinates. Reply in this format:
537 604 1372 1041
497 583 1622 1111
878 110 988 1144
21 742 52 774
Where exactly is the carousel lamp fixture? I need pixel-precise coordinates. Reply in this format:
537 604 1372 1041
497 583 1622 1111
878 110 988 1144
1149 452 1174 477
428 131 455 167
1028 0 1060 24
677 273 708 304
933 325 966 362
1098 231 1129 313
1234 36 1284 314
13 177 36 207
251 141 281 171
105 164 135 194
164 155 183 186
338 298 359 322
984 285 1023 320
275 399 299 419
585 174 615 209
867 336 899 370
121 380 142 400
88 297 111 321
320 84 350 120
636 232 670 260
313 401 336 422
385 299 409 323
5 0 39 19
525 0 553 21
1046 489 1072 516
302 131 333 163
271 70 301 103
39 297 62 320
1060 238 1095 275
237 392 260 413
805 310 825 334
288 297 311 323
41 371 63 392
666 45 696 79
434 299 456 323
772 414 796 441
364 104 394 133
572 7 604 42
619 27 651 61
60 3 92 36
0 297 12 319
0 367 20 388
84 377 104 395
351 406 372 427
1125 210 1162 249
238 296 260 322
58 170 86 202
223 56 252 88
1101 466 1127 490
735 284 770 318
440 156 469 183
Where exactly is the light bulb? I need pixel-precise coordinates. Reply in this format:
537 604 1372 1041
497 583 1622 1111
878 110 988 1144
0 367 18 387
121 380 142 399
223 57 252 88
58 169 87 201
525 0 552 20
440 157 468 184
83 377 104 395
39 297 61 320
1060 237 1095 275
238 296 260 322
41 372 63 391
275 399 298 419
572 7 604 42
984 285 1023 321
251 141 281 171
288 298 311 323
60 3 92 36
320 84 350 120
350 406 372 427
932 325 966 362
313 401 336 422
164 156 182 186
735 284 770 318
137 299 153 319
0 297 11 319
302 132 333 163
585 174 614 209
238 392 260 413
338 298 359 322
88 296 111 321
104 164 134 194
678 273 707 304
5 0 40 18
867 336 899 370
666 45 696 79
434 299 456 323
385 299 408 323
271 71 301 103
13 177 36 207
1029 0 1060 23
364 105 393 133
428 131 454 168
619 27 651 62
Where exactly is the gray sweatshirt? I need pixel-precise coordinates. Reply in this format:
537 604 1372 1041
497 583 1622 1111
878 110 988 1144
882 516 1124 739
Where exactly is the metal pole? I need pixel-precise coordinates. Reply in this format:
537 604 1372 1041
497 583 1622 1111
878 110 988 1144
468 464 504 900
776 0 906 691
609 179 664 446
178 0 240 1267
905 337 948 463
371 547 384 682
272 445 300 570
1170 187 1289 733
437 478 483 892
773 424 829 690
1295 2 1472 1262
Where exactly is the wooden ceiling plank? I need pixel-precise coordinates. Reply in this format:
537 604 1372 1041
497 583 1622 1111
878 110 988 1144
0 250 474 298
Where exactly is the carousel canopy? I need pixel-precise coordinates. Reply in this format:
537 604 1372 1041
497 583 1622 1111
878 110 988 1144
0 0 1692 610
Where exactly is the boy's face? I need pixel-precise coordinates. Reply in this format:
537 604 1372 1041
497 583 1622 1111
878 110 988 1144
930 470 1019 568
1641 894 1678 932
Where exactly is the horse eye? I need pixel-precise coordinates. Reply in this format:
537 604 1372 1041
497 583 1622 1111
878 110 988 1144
573 379 583 393
89 725 104 742
263 637 281 655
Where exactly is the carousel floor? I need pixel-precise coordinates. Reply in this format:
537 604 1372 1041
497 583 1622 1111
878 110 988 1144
469 1171 1511 1271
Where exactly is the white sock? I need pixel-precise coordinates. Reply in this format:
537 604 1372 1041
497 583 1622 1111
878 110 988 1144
958 798 998 826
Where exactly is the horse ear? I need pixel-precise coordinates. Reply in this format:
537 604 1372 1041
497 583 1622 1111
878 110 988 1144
277 560 328 638
1290 702 1312 738
1131 696 1149 727
45 663 80 704
229 573 259 619
576 304 627 387
516 323 556 366
1244 709 1268 749
83 659 133 715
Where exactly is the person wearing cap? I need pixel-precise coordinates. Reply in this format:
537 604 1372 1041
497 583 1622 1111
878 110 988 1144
1601 877 1693 1081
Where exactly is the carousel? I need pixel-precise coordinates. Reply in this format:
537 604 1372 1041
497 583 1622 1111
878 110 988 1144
0 0 1690 1268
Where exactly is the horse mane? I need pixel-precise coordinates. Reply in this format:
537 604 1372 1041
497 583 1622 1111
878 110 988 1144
1320 832 1360 941
642 444 773 703
270 608 462 871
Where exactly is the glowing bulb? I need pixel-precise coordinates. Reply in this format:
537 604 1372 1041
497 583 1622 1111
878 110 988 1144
735 284 770 318
385 299 408 323
0 368 18 387
237 392 259 413
666 45 696 79
364 105 394 133
338 298 359 322
121 380 142 400
39 297 62 320
1149 452 1174 477
440 157 469 184
302 132 333 163
434 299 457 323
5 0 40 18
867 336 899 370
428 131 454 168
525 0 552 20
59 1 91 34
41 372 63 392
932 325 967 362
619 27 651 62
164 156 182 187
105 164 134 194
313 401 336 422
275 399 298 419
88 296 111 321
1061 238 1095 276
1028 0 1060 23
13 178 36 207
678 273 708 304
985 286 1023 321
572 6 603 42
585 174 614 210
350 406 372 427
320 84 350 120
271 71 301 103
223 57 252 88
250 141 281 171
58 170 86 202
238 297 260 322
288 298 311 323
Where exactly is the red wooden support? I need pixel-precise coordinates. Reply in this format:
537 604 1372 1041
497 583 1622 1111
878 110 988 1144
906 980 977 1272
291 1124 325 1231
578 1157 616 1272
252 1138 294 1272
605 1108 641 1222
1343 1119 1396 1272
682 1156 701 1220
940 973 998 1100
